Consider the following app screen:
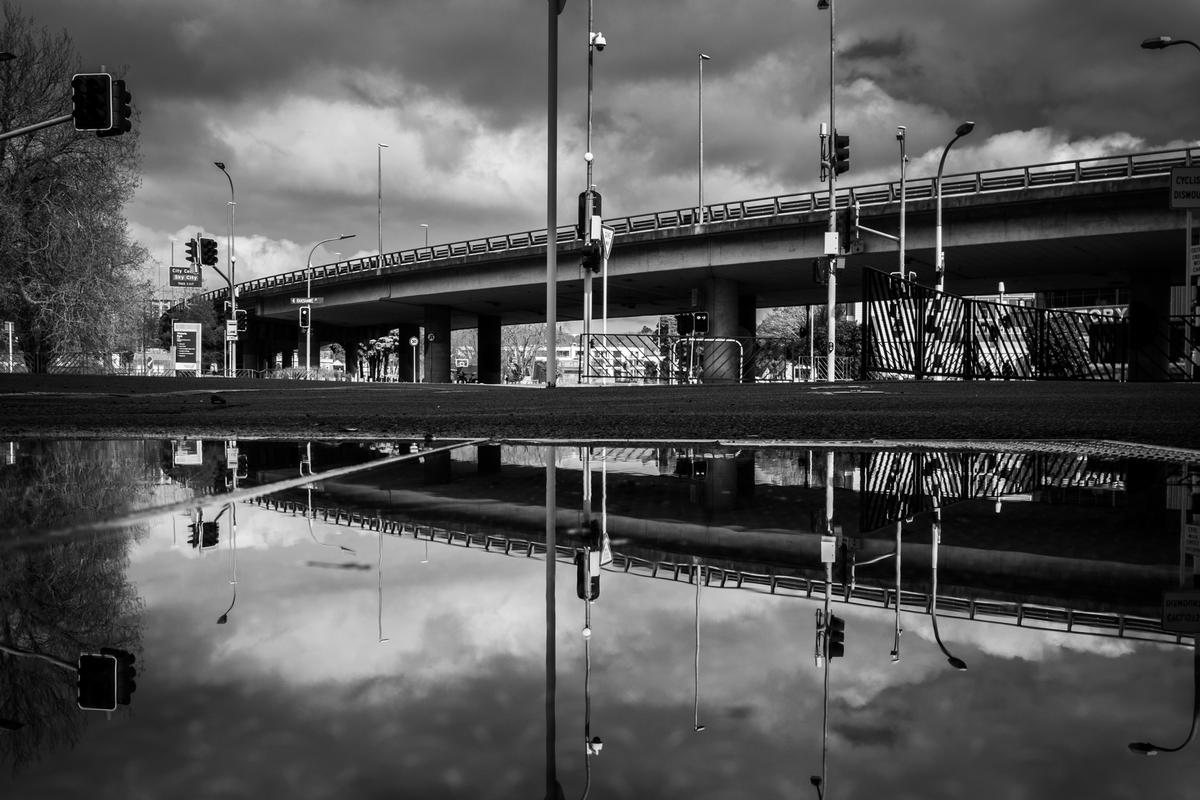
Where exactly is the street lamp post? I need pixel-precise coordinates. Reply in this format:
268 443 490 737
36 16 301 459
1141 36 1200 378
698 52 711 225
546 1 567 391
420 223 429 248
818 0 838 384
214 162 237 376
377 143 389 275
305 233 357 374
934 121 976 293
1128 639 1200 755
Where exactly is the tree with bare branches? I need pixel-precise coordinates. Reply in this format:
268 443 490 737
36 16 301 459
0 3 148 372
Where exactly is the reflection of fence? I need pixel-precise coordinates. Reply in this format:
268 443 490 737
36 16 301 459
862 268 1189 380
247 495 1187 645
859 449 1125 531
579 333 859 383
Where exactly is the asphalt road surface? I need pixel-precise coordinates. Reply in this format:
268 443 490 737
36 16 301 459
0 374 1196 450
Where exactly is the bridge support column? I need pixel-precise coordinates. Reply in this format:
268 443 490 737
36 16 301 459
702 278 753 384
423 305 452 383
478 314 502 384
1127 266 1172 381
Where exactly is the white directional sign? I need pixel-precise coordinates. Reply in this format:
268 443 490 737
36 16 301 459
291 297 324 304
1169 167 1200 209
1162 590 1200 633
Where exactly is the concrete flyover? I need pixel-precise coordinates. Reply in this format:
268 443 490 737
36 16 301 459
198 147 1196 380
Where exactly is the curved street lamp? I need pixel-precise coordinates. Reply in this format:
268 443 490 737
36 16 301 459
305 233 356 373
1142 35 1200 55
934 121 975 293
1128 640 1200 755
213 162 237 376
930 506 968 670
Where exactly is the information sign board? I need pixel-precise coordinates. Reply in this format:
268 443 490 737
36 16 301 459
169 265 202 288
172 322 202 373
1170 167 1200 209
1162 590 1200 633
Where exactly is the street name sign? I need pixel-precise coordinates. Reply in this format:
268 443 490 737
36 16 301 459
225 319 238 341
1169 167 1200 209
1162 590 1200 633
290 297 324 304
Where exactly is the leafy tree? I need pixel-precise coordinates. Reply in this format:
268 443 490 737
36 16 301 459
0 4 148 372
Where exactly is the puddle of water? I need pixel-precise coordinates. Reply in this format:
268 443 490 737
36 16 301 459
0 438 1197 797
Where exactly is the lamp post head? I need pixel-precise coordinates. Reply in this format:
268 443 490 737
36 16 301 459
1142 36 1172 49
955 121 976 137
817 0 830 9
948 656 968 670
699 53 711 61
1128 742 1159 754
214 161 227 171
217 614 228 625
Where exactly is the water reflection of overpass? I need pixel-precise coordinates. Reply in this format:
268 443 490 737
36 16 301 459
247 494 1190 647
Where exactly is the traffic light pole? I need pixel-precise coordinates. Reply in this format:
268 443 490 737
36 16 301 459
0 113 72 143
825 0 838 384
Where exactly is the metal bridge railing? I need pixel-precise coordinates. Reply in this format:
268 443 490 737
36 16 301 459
188 146 1199 308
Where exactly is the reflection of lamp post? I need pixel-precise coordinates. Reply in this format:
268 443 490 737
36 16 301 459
217 503 238 624
934 121 975 293
1128 635 1200 754
693 557 706 732
377 531 390 644
930 506 967 670
305 233 356 373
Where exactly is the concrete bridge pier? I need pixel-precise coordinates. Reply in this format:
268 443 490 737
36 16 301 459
1127 265 1173 381
702 278 757 384
477 314 502 384
423 305 452 383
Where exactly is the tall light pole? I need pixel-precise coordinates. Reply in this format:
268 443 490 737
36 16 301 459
934 121 975 294
1142 36 1200 378
1128 638 1200 755
817 0 838 383
546 1 567 391
581 2 606 386
377 143 388 275
896 126 908 276
698 52 711 225
214 162 237 376
305 233 357 373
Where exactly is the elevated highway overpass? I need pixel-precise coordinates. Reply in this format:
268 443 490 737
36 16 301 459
192 148 1197 380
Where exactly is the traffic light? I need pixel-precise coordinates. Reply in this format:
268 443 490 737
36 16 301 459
101 647 137 706
575 549 601 600
577 188 603 240
832 130 850 175
581 240 602 272
235 308 247 333
200 237 218 266
184 238 198 264
827 614 846 659
96 79 132 138
838 205 859 252
675 313 694 336
158 313 172 337
70 73 112 131
813 258 829 285
76 652 117 711
693 311 709 336
298 305 311 329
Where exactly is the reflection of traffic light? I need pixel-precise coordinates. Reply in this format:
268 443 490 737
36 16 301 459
184 238 198 264
693 311 709 335
77 653 117 711
71 73 112 131
676 313 694 336
101 647 137 706
298 305 311 329
827 614 845 659
575 549 601 600
236 453 249 480
188 522 219 549
200 237 218 266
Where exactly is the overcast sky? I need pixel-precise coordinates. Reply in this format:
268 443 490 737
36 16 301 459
20 0 1200 290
